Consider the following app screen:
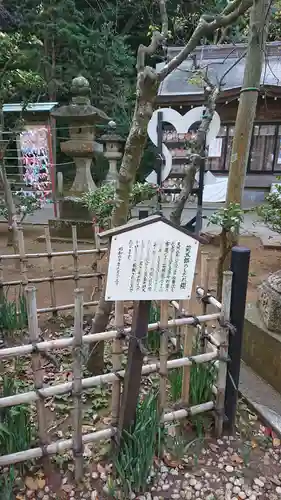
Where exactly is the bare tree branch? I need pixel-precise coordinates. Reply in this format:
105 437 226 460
159 0 253 81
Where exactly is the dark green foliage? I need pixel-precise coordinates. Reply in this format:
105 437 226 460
145 302 161 353
0 377 32 481
168 334 216 436
113 391 161 497
0 291 27 334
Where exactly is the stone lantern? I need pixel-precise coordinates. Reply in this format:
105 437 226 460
100 121 125 184
52 75 110 193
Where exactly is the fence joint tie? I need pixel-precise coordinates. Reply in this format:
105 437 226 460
116 327 126 340
113 370 124 381
40 443 49 458
219 319 236 335
184 315 201 327
217 354 230 363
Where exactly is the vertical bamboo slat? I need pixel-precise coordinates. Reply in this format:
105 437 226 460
159 301 169 414
215 271 232 437
25 285 50 471
0 256 4 300
44 226 57 316
18 227 28 289
111 301 124 428
72 288 84 481
72 226 79 290
200 252 211 352
181 299 194 404
175 300 182 351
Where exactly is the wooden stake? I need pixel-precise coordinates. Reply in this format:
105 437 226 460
215 271 232 437
72 288 84 481
25 285 50 472
111 301 124 428
200 252 211 352
118 300 151 434
44 226 57 316
159 301 169 414
181 299 193 404
18 227 28 289
72 226 79 290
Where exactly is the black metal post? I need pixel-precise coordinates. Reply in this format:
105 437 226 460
224 246 251 433
138 210 149 220
157 111 163 213
195 157 205 234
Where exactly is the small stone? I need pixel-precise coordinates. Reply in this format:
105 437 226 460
162 484 169 491
248 495 257 500
91 491 98 500
233 486 240 494
170 469 179 476
276 486 281 495
226 483 233 491
189 478 197 487
254 478 265 488
171 495 180 499
194 482 202 491
225 465 234 473
91 472 99 480
238 493 246 499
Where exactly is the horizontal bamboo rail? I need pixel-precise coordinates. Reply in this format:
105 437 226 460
0 248 107 260
0 312 220 360
196 287 222 310
0 401 214 467
0 351 218 408
2 272 103 287
37 300 99 314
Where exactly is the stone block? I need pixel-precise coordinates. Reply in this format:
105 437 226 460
258 271 281 334
243 304 281 394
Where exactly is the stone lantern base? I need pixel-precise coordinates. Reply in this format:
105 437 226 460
48 196 93 240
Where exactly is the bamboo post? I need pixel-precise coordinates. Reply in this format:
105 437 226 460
44 226 57 316
72 288 84 481
93 224 103 293
181 299 194 404
25 285 50 472
175 300 182 351
200 252 211 352
0 256 4 301
111 301 124 429
72 226 79 290
18 226 28 289
159 301 169 414
215 271 232 437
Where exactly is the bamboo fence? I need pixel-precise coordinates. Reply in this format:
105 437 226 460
0 271 232 469
0 225 107 314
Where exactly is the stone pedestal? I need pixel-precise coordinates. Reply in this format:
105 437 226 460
258 271 281 334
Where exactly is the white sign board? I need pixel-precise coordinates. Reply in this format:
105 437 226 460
208 137 222 158
105 220 199 301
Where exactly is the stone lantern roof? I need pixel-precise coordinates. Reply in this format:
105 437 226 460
51 75 110 124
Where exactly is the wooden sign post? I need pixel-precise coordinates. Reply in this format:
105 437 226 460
100 215 200 437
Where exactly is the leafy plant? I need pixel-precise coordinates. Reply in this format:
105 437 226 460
81 182 157 229
0 465 16 500
145 302 160 353
113 391 161 497
208 202 244 232
168 334 217 436
0 191 42 224
0 290 27 334
258 181 281 233
0 377 32 477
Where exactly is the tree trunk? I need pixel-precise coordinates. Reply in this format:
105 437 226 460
170 87 219 226
86 0 254 375
217 0 270 297
0 107 18 253
86 74 158 374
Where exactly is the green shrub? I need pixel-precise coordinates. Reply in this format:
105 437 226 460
0 291 27 334
258 183 281 233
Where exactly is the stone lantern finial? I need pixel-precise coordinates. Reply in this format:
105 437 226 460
71 75 91 105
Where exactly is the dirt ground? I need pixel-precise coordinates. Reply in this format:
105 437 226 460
1 223 280 317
